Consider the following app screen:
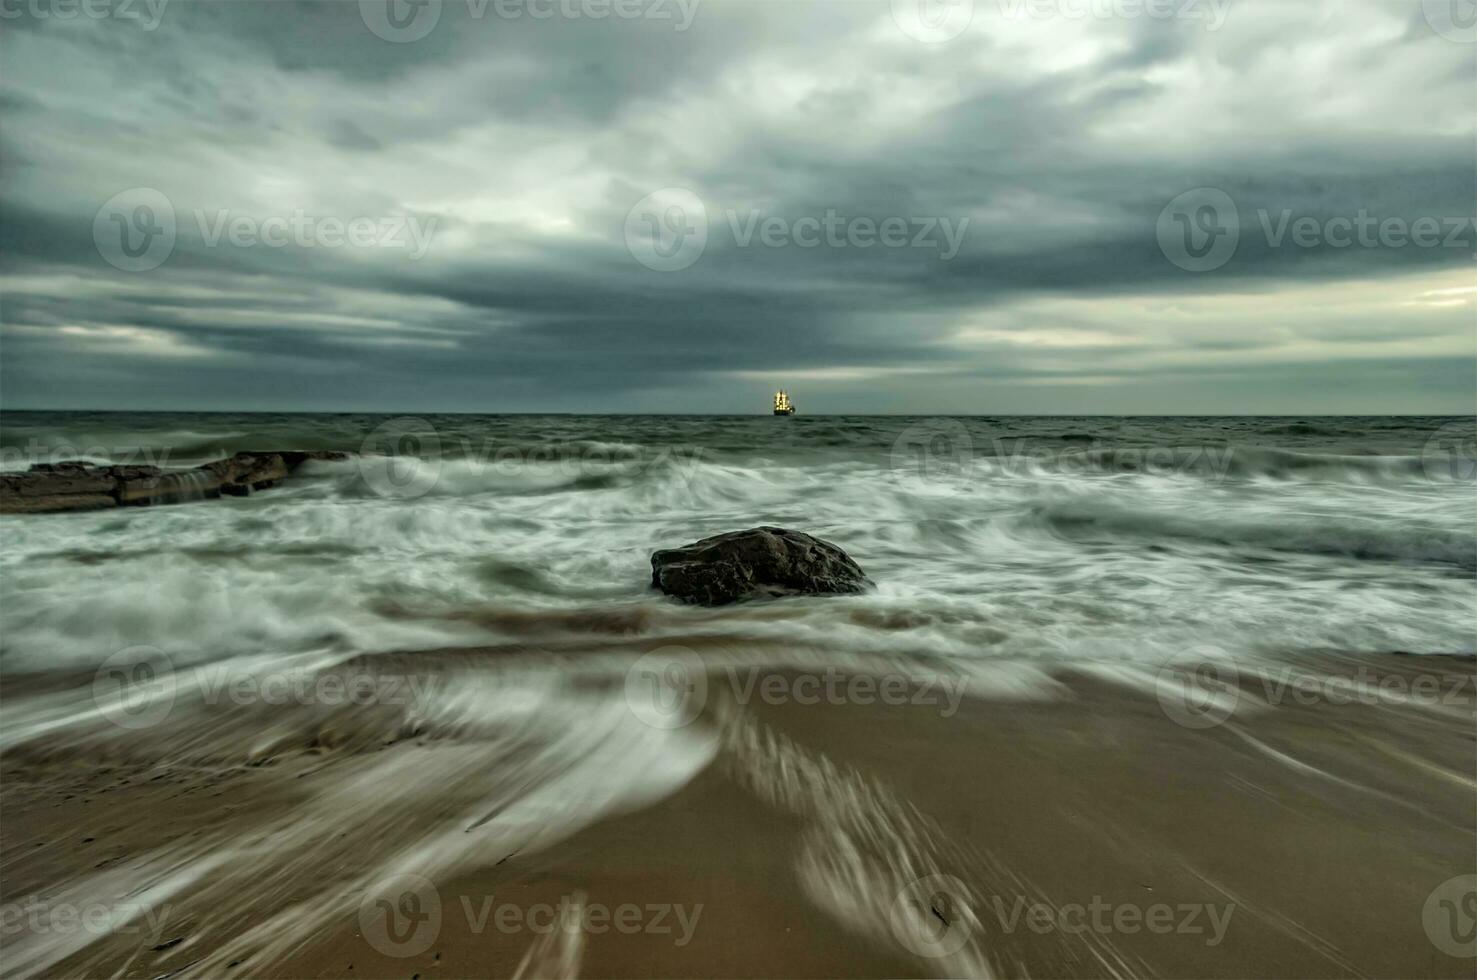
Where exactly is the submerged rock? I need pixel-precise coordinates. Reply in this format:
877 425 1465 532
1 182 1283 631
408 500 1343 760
651 526 872 606
0 451 350 514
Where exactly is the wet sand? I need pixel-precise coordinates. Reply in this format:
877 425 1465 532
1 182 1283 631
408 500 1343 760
2 650 1473 978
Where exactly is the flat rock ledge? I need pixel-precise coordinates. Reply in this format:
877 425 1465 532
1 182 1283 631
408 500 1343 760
651 526 872 606
0 451 349 514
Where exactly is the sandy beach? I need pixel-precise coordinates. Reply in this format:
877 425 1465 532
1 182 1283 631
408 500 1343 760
3 645 1472 978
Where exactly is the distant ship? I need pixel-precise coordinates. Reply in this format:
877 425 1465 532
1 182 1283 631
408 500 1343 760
773 390 796 416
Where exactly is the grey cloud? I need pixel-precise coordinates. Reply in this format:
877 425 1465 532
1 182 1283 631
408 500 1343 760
0 0 1472 412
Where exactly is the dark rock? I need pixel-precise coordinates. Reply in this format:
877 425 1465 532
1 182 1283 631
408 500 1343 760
220 453 289 495
1 462 118 512
0 491 117 514
1 462 114 498
115 465 220 505
651 526 872 606
0 450 354 514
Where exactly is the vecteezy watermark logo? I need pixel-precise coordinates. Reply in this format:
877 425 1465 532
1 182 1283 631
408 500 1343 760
1421 420 1477 483
0 442 174 472
1160 187 1476 272
358 417 443 499
194 210 437 260
996 0 1231 29
1158 660 1473 727
625 188 708 273
1254 210 1476 252
192 666 442 711
361 0 698 40
0 897 174 943
91 659 446 730
1154 645 1239 729
93 646 177 730
1423 0 1477 42
890 876 1237 958
726 209 969 259
94 192 435 272
891 874 975 958
890 419 974 497
625 661 969 728
465 895 700 943
891 0 974 42
624 193 969 270
1156 187 1239 273
357 888 702 950
624 647 708 729
471 0 700 28
360 0 442 41
985 894 1235 944
354 427 702 497
1424 874 1477 957
94 188 176 273
0 0 169 30
359 874 442 957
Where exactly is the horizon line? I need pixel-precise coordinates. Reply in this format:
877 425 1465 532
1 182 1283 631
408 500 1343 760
0 408 1466 419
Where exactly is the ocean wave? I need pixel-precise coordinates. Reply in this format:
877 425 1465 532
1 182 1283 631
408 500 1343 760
1029 499 1476 569
0 429 247 470
3 413 1472 687
1262 421 1341 436
963 444 1438 486
1211 447 1429 482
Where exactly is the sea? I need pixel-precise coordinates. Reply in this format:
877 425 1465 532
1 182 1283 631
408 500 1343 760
1 412 1473 680
0 411 1473 975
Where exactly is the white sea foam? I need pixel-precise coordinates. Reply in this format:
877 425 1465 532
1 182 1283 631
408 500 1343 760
3 418 1473 682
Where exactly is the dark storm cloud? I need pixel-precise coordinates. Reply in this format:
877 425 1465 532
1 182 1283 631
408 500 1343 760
0 0 1472 413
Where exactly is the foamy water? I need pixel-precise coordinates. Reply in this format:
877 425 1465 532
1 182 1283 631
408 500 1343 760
2 413 1472 679
0 412 1472 976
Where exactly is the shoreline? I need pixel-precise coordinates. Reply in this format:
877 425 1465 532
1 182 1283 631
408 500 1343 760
2 650 1472 978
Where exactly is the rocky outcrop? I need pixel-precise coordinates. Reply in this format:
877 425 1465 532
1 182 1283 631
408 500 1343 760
651 526 872 606
0 451 349 514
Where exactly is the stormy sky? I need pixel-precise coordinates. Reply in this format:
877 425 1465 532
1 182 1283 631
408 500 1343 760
0 0 1473 414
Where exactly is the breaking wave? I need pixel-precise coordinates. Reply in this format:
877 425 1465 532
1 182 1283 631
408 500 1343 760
1029 499 1475 569
1 412 1472 679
